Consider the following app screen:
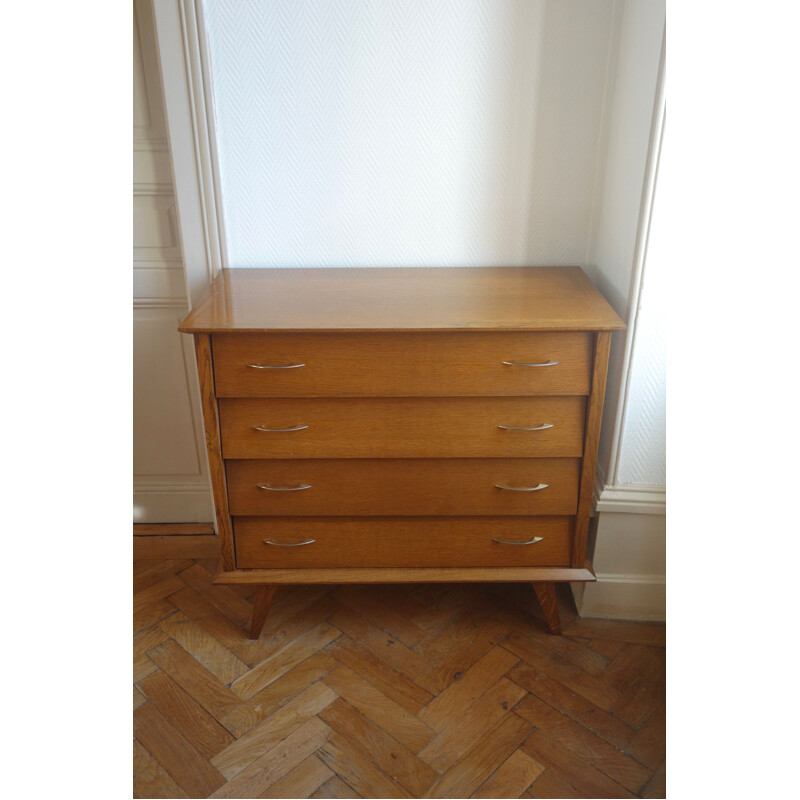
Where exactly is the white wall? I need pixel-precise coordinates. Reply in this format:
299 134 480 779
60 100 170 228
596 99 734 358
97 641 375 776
203 0 620 268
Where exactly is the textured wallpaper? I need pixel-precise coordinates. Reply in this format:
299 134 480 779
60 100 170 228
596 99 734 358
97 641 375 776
617 125 666 487
203 0 617 268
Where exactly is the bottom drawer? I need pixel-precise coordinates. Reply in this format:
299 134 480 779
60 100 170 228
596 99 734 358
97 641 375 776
234 516 572 568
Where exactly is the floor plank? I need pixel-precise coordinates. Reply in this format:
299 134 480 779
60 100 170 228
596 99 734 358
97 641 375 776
471 749 545 798
138 670 235 759
424 712 532 799
134 703 226 797
133 555 665 799
319 698 438 796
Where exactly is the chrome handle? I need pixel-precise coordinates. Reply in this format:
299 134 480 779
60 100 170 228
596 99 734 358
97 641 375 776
502 360 560 367
263 538 316 546
251 424 309 432
498 423 554 431
257 483 312 492
247 362 306 369
492 536 544 545
495 483 549 492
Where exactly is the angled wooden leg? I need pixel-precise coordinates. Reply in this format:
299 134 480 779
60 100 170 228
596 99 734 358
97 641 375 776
532 582 561 635
249 585 278 639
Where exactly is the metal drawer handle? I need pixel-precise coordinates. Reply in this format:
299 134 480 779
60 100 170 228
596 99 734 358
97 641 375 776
495 483 549 492
492 536 544 545
263 538 316 546
252 424 309 432
498 423 554 431
502 360 560 367
247 362 306 369
257 483 312 491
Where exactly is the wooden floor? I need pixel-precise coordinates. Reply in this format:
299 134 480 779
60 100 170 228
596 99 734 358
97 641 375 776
134 556 665 799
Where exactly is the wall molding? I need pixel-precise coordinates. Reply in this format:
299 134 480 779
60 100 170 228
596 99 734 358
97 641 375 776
595 484 665 515
134 183 175 196
152 0 227 307
134 482 211 494
133 259 184 269
134 139 169 152
133 299 189 309
594 467 665 515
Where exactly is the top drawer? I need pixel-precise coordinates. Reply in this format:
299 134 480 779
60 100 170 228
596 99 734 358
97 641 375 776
212 332 593 397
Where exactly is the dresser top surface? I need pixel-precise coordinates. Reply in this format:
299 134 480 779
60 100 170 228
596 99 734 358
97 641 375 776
178 267 625 333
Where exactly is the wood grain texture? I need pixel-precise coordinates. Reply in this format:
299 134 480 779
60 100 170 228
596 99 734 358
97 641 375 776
226 458 579 516
218 395 586 459
532 582 561 635
194 334 236 571
572 330 612 567
133 703 226 797
212 331 592 397
250 585 278 639
472 750 544 798
319 699 438 796
133 739 189 799
177 267 626 333
233 517 572 569
135 553 663 799
138 670 235 759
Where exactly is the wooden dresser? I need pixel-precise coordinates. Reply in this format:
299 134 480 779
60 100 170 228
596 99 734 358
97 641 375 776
178 267 624 637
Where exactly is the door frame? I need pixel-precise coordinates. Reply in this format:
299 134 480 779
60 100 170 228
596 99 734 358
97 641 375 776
152 0 227 308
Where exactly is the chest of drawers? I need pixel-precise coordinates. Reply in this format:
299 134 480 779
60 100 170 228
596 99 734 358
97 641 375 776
178 267 624 636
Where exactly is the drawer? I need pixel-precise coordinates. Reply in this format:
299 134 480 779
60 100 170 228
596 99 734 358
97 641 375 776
227 458 579 516
219 396 585 459
234 516 573 568
212 332 593 397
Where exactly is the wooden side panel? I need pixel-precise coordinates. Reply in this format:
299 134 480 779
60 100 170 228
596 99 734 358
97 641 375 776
233 516 573 569
572 332 612 567
194 334 236 570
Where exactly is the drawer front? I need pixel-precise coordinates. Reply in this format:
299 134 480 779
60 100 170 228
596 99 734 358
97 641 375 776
213 332 592 397
227 458 579 516
234 516 572 568
219 396 585 459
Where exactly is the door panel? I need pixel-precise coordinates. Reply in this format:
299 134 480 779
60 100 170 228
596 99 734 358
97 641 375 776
133 0 212 522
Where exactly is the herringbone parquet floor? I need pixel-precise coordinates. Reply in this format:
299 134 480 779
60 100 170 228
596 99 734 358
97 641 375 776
133 556 665 799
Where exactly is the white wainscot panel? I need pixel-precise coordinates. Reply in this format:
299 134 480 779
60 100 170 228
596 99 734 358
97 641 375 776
133 266 186 302
133 195 181 261
133 307 204 477
134 0 167 143
134 147 173 189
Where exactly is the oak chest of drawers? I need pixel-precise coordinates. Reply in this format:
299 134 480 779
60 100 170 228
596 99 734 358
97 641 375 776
179 267 624 636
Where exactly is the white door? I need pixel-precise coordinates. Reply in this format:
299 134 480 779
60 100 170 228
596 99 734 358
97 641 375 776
133 0 212 523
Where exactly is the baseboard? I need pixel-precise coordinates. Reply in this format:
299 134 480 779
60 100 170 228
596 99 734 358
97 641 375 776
133 532 221 559
572 572 665 621
594 482 666 515
133 485 214 523
134 523 214 536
